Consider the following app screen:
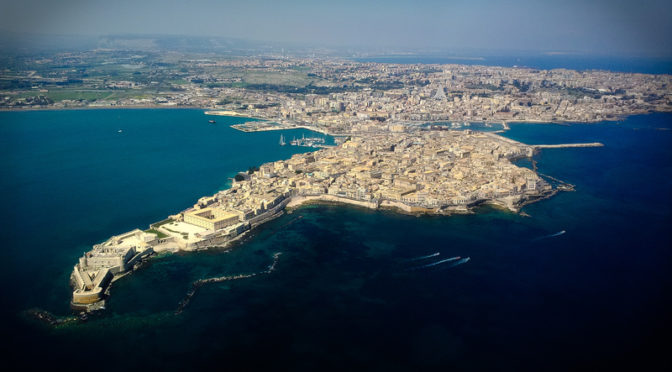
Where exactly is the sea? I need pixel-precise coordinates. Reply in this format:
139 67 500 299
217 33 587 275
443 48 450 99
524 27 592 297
353 55 672 74
1 108 671 371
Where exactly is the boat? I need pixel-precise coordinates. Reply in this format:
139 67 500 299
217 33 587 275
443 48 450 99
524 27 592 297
118 129 123 133
209 119 216 124
279 134 286 146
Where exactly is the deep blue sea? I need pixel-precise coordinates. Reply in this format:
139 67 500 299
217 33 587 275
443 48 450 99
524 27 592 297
1 109 671 371
354 55 672 74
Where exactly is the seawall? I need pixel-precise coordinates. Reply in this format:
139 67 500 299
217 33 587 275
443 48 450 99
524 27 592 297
286 194 378 210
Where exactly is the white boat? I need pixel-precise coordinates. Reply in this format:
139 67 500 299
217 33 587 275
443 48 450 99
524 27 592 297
279 134 286 146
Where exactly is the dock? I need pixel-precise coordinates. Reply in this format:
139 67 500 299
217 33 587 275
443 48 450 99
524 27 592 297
231 121 289 132
204 110 247 117
289 135 332 148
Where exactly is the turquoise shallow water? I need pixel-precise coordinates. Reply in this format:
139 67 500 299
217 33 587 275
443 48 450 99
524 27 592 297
1 109 671 370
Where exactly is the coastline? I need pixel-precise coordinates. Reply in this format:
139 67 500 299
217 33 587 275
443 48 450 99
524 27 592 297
0 104 202 113
68 188 549 313
59 108 600 313
3 104 665 128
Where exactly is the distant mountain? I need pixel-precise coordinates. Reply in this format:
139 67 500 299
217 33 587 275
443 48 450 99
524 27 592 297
0 31 276 55
97 34 267 53
0 30 99 53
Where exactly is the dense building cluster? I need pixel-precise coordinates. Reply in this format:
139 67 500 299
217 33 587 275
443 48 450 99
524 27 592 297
3 52 671 135
70 128 553 308
229 129 543 209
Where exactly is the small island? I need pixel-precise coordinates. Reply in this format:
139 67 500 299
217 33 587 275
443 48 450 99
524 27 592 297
70 126 594 310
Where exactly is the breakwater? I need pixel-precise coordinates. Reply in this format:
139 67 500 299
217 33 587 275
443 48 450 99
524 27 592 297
175 252 282 315
533 142 604 149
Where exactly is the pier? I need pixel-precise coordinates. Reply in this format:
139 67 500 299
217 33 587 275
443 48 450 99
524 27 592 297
533 142 604 149
231 121 289 132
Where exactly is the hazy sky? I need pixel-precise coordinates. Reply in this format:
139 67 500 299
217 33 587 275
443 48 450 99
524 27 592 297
1 0 671 56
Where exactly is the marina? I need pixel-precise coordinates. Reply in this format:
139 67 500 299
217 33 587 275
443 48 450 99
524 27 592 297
287 133 331 148
230 120 335 150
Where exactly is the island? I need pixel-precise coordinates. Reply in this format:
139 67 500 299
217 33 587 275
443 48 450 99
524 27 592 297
69 126 593 310
12 45 656 310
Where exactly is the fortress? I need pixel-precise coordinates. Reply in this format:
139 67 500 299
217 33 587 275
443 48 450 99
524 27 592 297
70 229 155 309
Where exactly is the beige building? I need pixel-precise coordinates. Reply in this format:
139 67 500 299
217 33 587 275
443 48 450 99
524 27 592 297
184 208 240 230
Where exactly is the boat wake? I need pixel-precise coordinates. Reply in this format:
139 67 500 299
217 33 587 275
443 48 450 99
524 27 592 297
175 252 282 315
532 230 566 242
408 252 440 261
408 256 462 270
446 257 470 268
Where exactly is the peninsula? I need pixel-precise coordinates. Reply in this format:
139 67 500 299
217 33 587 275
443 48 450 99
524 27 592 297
33 48 652 310
70 126 576 310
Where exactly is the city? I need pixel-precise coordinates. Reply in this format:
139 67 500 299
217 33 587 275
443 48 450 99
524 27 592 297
2 51 671 136
71 127 558 307
3 0 671 369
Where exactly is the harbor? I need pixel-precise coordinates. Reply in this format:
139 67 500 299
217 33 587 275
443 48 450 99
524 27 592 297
228 119 336 146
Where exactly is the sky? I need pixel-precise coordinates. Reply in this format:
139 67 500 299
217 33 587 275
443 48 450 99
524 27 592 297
1 0 671 57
